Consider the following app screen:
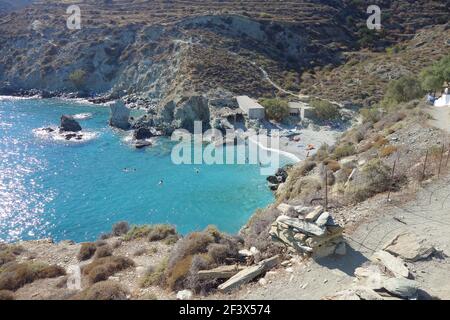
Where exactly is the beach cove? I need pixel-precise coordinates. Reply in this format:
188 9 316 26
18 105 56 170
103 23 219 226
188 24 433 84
0 97 299 243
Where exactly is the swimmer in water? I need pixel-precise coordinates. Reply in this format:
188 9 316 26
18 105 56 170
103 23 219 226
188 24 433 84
158 179 163 185
195 168 200 174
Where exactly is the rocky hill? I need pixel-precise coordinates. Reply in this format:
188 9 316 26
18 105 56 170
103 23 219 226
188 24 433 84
0 0 448 104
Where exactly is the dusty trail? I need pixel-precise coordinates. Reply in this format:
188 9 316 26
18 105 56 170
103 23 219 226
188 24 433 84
428 105 450 134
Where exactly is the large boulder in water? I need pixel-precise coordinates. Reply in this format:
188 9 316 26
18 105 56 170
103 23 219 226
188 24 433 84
133 127 153 140
109 100 130 130
60 115 82 132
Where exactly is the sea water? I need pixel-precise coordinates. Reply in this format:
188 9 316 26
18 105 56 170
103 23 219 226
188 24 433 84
0 97 291 243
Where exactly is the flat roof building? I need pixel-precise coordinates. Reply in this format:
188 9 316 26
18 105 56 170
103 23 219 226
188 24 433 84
236 96 265 120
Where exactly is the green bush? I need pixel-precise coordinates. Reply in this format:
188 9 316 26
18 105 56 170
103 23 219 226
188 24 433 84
260 98 290 122
381 76 424 109
360 107 381 123
333 143 356 159
69 69 87 89
140 259 168 288
420 55 450 92
310 99 340 121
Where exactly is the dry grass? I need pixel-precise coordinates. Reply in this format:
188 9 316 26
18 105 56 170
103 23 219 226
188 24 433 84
379 145 398 157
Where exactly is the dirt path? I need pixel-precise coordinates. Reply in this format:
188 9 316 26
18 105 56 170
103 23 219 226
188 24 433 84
223 178 450 300
428 105 450 133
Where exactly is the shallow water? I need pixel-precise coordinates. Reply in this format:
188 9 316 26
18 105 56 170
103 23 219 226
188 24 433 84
0 97 290 242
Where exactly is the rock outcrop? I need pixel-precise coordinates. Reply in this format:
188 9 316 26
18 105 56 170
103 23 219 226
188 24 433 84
156 94 210 133
60 115 82 132
133 127 153 140
109 100 130 130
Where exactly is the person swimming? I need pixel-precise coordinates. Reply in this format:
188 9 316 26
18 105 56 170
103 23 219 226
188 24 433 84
158 179 163 185
195 168 200 174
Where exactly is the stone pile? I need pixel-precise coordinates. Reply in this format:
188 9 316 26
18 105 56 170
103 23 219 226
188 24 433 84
269 204 345 257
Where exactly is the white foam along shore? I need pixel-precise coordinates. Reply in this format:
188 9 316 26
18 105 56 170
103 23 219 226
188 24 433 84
248 135 301 163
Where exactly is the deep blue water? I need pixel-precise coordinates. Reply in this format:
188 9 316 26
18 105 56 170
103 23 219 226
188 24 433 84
0 97 286 243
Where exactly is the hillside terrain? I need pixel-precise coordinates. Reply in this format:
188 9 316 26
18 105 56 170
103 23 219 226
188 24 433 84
0 0 448 104
1 0 450 301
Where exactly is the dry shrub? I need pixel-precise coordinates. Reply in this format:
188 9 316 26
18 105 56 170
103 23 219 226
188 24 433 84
95 245 113 259
379 145 398 157
77 242 97 261
372 136 388 148
288 161 316 178
124 224 179 243
83 256 135 283
167 255 193 290
0 245 24 266
283 176 322 203
123 225 152 241
0 262 65 291
346 159 392 202
242 208 284 259
72 280 128 300
148 224 178 242
140 259 167 288
333 143 356 160
165 226 240 293
112 221 130 236
324 159 341 172
373 112 406 131
0 290 14 300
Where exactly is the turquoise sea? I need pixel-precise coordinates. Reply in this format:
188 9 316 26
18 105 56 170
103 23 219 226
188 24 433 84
0 97 291 243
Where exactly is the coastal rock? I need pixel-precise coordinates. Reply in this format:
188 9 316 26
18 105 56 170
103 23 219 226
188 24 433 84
371 250 410 278
133 127 153 140
134 140 152 149
60 115 82 132
109 100 130 130
383 233 435 262
157 95 210 132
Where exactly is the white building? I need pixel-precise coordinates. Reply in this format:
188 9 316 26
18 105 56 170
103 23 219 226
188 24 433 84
236 96 265 120
288 101 314 120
